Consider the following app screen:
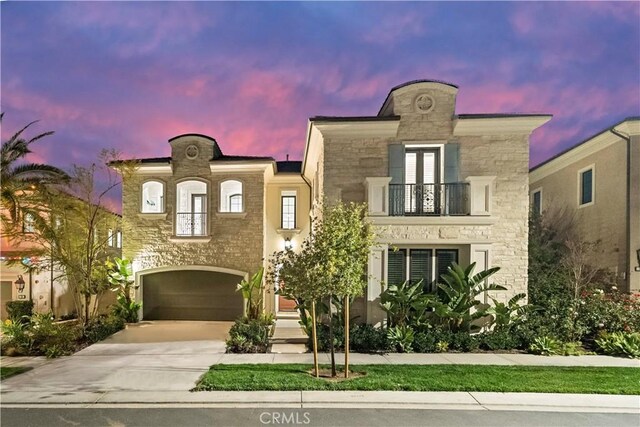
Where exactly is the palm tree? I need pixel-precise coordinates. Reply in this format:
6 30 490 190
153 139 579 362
0 113 69 225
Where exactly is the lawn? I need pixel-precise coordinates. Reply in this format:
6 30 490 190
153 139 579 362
195 364 640 395
0 367 31 380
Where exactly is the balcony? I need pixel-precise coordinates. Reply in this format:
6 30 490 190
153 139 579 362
365 176 495 218
176 212 207 236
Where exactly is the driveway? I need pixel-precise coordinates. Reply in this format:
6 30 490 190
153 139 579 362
0 321 231 394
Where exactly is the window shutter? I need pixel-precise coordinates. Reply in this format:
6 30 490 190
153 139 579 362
436 249 459 284
387 249 406 286
388 144 405 185
444 142 460 183
409 249 432 292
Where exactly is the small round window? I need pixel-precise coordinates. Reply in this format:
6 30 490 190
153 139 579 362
185 145 199 159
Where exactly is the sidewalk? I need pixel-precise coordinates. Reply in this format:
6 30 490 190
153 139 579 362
1 390 638 413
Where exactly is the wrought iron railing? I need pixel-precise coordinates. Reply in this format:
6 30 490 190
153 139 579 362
389 183 470 216
176 212 207 236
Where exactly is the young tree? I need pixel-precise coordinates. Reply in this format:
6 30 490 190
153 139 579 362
268 201 374 378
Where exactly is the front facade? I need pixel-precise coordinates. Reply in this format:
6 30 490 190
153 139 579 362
529 117 640 292
118 80 550 323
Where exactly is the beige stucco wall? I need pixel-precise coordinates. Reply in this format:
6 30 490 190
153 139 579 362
530 140 628 286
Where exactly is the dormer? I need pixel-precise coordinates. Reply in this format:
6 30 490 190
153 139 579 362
378 80 458 120
169 133 223 175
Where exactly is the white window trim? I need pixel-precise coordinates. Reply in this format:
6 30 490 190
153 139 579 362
219 179 244 214
577 164 595 208
280 190 297 230
531 187 543 215
140 179 166 214
174 178 210 237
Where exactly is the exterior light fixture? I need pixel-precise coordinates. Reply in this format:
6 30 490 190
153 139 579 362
14 275 26 293
284 237 293 251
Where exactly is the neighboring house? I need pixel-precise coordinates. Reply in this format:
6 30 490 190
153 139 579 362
111 135 310 321
529 117 640 293
115 80 550 324
0 200 122 320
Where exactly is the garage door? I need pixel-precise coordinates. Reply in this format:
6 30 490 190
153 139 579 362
142 270 244 321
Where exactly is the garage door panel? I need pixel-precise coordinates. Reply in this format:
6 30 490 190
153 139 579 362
142 270 244 321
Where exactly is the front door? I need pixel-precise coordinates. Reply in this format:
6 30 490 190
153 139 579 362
405 148 440 214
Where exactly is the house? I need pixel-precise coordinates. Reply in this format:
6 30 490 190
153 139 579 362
0 196 122 320
115 80 550 324
529 117 640 292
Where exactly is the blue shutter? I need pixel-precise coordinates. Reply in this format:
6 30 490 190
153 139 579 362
444 142 460 183
388 144 405 185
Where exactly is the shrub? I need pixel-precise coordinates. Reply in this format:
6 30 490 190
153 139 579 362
226 315 274 353
413 331 437 353
595 332 640 359
479 329 519 351
0 319 31 355
387 325 414 353
6 301 34 323
528 336 562 356
350 324 389 353
111 294 141 323
577 290 640 342
30 312 81 358
84 315 125 344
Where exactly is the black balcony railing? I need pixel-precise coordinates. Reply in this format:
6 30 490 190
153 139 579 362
389 183 470 216
176 212 207 236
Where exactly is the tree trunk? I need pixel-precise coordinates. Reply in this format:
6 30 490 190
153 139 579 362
329 295 336 377
311 301 319 378
344 295 349 379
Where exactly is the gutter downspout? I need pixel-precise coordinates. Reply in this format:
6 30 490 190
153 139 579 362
610 127 631 289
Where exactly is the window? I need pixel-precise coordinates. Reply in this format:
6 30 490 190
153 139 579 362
116 231 122 249
403 148 441 214
532 189 542 215
281 191 296 229
579 168 594 206
176 180 207 236
23 213 35 233
107 229 114 247
220 180 243 213
387 248 459 292
141 181 164 213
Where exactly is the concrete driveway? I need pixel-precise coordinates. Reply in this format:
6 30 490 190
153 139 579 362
0 321 231 394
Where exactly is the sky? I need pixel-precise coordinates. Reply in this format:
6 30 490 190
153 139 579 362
2 2 639 200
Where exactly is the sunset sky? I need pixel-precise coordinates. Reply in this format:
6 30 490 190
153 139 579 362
2 2 639 184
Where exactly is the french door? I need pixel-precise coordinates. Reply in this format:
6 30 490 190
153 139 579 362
404 148 441 214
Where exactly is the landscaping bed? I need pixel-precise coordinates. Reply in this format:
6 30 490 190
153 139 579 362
194 364 640 394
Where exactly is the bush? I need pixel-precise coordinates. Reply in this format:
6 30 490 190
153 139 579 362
387 325 414 353
350 324 389 353
30 313 81 358
529 336 562 356
226 315 274 353
0 318 31 355
84 315 125 344
111 294 141 323
595 332 640 359
6 301 34 323
479 329 519 351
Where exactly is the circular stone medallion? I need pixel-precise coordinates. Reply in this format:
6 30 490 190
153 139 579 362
185 144 199 159
415 94 435 113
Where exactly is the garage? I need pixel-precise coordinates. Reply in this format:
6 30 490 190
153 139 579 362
142 269 244 321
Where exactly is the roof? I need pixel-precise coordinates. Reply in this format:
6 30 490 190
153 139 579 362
276 160 302 173
530 116 640 172
110 154 273 165
457 113 553 119
311 115 400 122
168 133 217 143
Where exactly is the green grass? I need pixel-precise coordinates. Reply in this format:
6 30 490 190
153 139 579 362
194 364 640 395
0 366 31 380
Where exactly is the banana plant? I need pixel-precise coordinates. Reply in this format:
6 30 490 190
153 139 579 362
381 279 433 327
237 267 264 320
430 262 505 332
488 293 536 331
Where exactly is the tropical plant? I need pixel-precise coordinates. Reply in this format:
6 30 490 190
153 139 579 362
106 257 140 322
387 325 415 353
0 113 69 225
528 335 562 356
595 332 640 359
488 293 535 331
236 268 265 320
430 262 505 332
5 300 34 324
380 280 432 327
225 314 274 353
111 294 141 323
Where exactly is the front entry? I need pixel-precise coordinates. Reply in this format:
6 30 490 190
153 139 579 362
142 269 244 321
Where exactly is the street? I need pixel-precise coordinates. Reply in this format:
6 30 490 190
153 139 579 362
1 408 638 427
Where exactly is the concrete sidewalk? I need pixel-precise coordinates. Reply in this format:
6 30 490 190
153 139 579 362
1 390 638 414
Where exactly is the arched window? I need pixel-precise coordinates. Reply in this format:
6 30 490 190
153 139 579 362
141 181 164 213
176 180 207 236
220 180 243 213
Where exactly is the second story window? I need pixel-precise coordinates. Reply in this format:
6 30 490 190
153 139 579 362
176 180 207 236
116 231 122 249
532 189 542 215
220 180 243 213
579 167 594 206
108 229 114 247
281 191 296 229
23 213 35 233
141 181 164 213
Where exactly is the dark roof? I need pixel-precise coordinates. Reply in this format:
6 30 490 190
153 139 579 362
311 115 400 122
215 155 274 162
168 133 218 143
276 161 302 173
378 79 459 116
110 154 273 165
530 116 640 172
457 113 553 119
